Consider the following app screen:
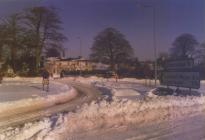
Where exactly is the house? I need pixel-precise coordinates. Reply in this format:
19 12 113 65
45 57 109 76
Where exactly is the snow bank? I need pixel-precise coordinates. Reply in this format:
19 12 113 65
0 118 52 140
1 94 205 140
41 95 205 140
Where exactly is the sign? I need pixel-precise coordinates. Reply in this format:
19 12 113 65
161 58 200 89
164 59 194 70
161 72 200 89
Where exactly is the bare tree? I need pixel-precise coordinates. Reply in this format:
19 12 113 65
170 33 199 58
199 43 205 64
1 14 25 72
90 27 134 71
45 47 61 58
24 6 67 73
0 25 5 62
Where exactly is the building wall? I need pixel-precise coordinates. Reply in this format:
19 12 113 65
45 59 94 75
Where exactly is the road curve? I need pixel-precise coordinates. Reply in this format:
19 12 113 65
0 80 101 129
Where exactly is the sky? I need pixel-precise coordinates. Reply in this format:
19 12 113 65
0 0 204 60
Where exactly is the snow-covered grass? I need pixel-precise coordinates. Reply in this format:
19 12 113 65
2 77 42 84
0 87 77 117
0 78 78 119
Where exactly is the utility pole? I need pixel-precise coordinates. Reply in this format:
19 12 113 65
77 37 82 57
77 37 82 75
152 6 157 87
137 2 158 87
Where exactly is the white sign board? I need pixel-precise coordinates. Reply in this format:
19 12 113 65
161 72 200 89
165 59 194 70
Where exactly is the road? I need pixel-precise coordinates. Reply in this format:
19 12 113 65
0 81 100 129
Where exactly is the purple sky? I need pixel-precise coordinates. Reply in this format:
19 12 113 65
0 0 204 60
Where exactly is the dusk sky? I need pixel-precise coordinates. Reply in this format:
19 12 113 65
0 0 204 60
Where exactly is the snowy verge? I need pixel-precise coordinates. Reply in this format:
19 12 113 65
0 78 78 118
2 77 42 84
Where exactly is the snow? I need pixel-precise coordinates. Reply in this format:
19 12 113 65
0 78 78 121
7 95 203 140
0 80 70 102
0 76 205 140
112 89 140 97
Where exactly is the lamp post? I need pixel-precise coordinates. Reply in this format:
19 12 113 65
77 36 82 57
77 37 82 75
137 2 158 87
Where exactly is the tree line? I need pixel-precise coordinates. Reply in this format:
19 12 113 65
90 28 205 78
0 6 67 76
0 6 204 78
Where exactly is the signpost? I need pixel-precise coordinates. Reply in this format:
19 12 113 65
164 58 194 70
160 58 200 89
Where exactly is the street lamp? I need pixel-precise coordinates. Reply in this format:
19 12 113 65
77 36 82 57
77 37 82 75
137 2 158 87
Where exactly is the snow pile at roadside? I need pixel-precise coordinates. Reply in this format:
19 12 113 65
0 118 52 140
2 95 202 140
43 95 205 140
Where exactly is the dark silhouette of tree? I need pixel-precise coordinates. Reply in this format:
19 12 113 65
46 47 61 58
141 61 153 79
1 14 25 72
117 57 140 77
90 27 134 71
170 33 199 58
0 6 67 76
24 6 67 73
0 25 6 62
199 43 205 64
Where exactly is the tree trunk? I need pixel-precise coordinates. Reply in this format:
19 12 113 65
35 47 41 74
11 44 17 73
0 46 2 62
